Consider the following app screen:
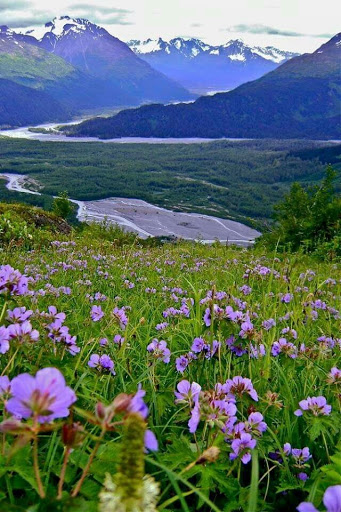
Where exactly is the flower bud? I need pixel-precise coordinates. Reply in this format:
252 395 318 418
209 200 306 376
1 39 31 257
112 393 132 413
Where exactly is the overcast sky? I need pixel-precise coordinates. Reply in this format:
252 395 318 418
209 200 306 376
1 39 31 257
2 0 339 52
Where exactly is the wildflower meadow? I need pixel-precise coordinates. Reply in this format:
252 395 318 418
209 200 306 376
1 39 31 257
0 235 340 511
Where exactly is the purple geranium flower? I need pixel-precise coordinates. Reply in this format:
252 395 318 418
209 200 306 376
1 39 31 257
223 376 258 402
0 376 11 400
147 339 171 363
91 305 104 322
0 326 10 354
176 355 189 373
174 380 201 406
229 433 257 464
7 307 33 323
191 337 205 353
112 307 128 330
294 396 332 417
6 367 76 423
88 354 116 375
297 485 341 512
127 385 158 452
188 405 201 433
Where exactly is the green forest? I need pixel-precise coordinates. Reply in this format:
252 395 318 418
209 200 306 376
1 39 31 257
0 137 340 228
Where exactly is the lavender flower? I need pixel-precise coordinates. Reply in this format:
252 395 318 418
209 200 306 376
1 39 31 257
6 367 76 423
292 447 311 465
223 376 258 401
91 305 104 322
229 433 257 464
7 307 33 323
174 380 201 406
244 412 267 436
88 354 116 375
0 326 10 354
0 265 29 296
176 355 189 373
112 307 128 330
147 339 171 363
271 338 297 358
127 385 158 451
294 396 332 417
7 321 39 344
297 485 341 512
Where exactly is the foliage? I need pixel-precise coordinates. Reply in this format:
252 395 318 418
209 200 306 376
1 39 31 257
52 192 75 221
258 166 341 256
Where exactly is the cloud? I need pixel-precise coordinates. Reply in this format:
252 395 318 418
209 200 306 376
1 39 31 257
226 23 334 38
67 4 133 24
0 0 30 11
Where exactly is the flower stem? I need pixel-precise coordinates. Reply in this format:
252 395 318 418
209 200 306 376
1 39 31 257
71 431 104 498
33 435 45 499
57 447 71 499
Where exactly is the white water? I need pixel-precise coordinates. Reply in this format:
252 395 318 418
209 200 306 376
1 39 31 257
0 173 260 245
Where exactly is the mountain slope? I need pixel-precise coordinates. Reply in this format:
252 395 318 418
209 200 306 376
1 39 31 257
69 34 341 140
0 25 121 112
0 78 68 127
24 17 193 104
127 37 299 93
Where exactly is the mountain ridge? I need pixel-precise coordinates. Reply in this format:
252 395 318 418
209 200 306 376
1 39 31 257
67 33 341 140
127 37 300 92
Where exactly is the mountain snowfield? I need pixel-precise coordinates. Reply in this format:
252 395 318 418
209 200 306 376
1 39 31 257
128 37 297 63
127 37 299 92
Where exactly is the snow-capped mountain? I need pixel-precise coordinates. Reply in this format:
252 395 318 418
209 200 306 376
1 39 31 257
16 17 193 104
128 37 299 93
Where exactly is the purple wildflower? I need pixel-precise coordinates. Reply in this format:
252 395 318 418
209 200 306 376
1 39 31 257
271 338 297 358
6 367 76 423
91 305 104 322
88 354 116 375
229 433 257 464
244 412 267 436
176 355 189 373
297 485 341 512
292 447 311 465
0 326 10 354
262 318 276 330
112 307 128 330
147 339 171 363
188 405 201 433
7 307 32 323
7 321 39 344
294 396 332 417
0 265 29 296
223 376 258 401
174 380 201 406
191 337 205 353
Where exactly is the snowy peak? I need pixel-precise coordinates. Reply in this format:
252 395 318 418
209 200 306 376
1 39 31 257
128 37 299 64
23 16 107 42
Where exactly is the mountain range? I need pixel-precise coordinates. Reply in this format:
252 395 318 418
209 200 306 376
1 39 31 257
128 37 299 93
68 34 341 140
0 17 192 127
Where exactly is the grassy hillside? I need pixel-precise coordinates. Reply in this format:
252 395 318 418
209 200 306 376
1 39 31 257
0 138 340 226
0 220 339 510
